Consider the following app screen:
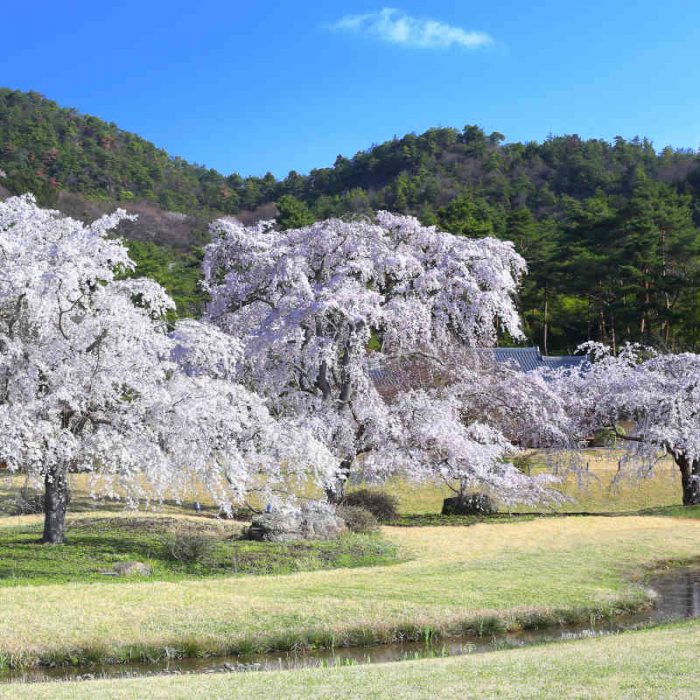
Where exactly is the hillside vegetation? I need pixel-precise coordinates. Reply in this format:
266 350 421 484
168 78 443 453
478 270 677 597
2 88 700 350
273 127 700 353
0 89 248 215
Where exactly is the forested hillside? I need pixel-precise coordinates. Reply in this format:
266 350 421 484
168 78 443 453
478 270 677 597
0 88 268 215
2 88 700 351
272 127 700 353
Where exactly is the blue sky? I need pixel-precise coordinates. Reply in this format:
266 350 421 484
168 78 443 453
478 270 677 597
3 1 699 177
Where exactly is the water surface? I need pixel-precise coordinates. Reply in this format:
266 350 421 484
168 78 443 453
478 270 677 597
4 566 700 684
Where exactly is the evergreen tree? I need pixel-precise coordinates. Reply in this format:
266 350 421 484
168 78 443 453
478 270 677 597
276 194 315 229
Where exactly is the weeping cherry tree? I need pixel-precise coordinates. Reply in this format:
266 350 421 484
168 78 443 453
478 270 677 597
202 211 562 504
0 196 336 543
370 353 574 507
564 343 700 506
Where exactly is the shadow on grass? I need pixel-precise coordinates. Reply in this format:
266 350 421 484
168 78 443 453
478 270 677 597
0 516 399 586
391 505 700 527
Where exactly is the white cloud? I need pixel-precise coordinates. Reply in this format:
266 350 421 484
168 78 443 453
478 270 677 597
330 8 492 51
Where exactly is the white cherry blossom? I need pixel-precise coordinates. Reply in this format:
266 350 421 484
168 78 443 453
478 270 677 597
203 211 563 504
0 195 336 542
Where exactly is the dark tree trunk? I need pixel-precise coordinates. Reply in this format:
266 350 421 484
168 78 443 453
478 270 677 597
325 458 352 505
542 284 549 356
675 454 700 506
41 467 69 544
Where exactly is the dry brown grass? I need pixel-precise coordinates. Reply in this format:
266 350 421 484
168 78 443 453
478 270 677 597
1 448 683 523
368 449 681 515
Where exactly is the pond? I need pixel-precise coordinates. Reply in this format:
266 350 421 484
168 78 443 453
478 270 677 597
4 566 700 684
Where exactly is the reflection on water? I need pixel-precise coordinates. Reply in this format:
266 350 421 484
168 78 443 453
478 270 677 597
4 566 700 684
648 567 700 621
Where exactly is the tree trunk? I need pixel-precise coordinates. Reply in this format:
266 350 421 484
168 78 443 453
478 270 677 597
41 467 69 544
543 284 549 356
325 458 352 505
586 295 592 341
675 454 700 506
610 310 617 356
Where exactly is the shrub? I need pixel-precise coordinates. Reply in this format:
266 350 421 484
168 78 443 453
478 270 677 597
342 489 399 522
218 504 255 521
165 523 216 564
337 506 379 534
589 426 618 447
442 493 498 516
10 492 45 516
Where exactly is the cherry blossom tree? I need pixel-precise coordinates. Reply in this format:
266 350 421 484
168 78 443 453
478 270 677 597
369 353 573 507
564 343 700 506
168 320 337 509
0 195 336 543
203 211 560 504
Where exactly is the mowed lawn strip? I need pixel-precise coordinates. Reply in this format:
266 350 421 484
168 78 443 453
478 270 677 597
4 620 700 699
1 516 700 667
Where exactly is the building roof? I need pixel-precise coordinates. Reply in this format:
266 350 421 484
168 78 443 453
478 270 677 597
367 365 405 388
491 347 587 373
368 347 586 395
491 347 543 372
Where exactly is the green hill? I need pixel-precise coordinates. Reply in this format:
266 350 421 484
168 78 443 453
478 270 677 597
0 88 272 218
2 88 700 351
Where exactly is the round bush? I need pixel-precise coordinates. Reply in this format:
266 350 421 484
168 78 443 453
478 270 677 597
337 505 380 534
165 523 216 564
342 489 398 522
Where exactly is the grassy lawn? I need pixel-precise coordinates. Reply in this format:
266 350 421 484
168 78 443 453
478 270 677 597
1 514 700 669
4 620 700 699
0 453 695 686
0 515 397 586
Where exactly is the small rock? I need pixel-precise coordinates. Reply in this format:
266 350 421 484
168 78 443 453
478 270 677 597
112 561 152 577
246 501 346 542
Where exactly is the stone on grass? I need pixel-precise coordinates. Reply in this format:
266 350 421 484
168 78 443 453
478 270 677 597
112 561 152 577
246 501 347 542
442 493 498 516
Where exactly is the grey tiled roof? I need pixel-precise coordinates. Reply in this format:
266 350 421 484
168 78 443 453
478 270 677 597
369 347 586 391
492 347 543 372
368 366 404 387
492 347 587 373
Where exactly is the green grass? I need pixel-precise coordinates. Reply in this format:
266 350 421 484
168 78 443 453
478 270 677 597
394 506 700 527
639 504 700 518
392 513 537 526
0 454 697 682
3 620 700 699
0 515 398 586
0 516 699 670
